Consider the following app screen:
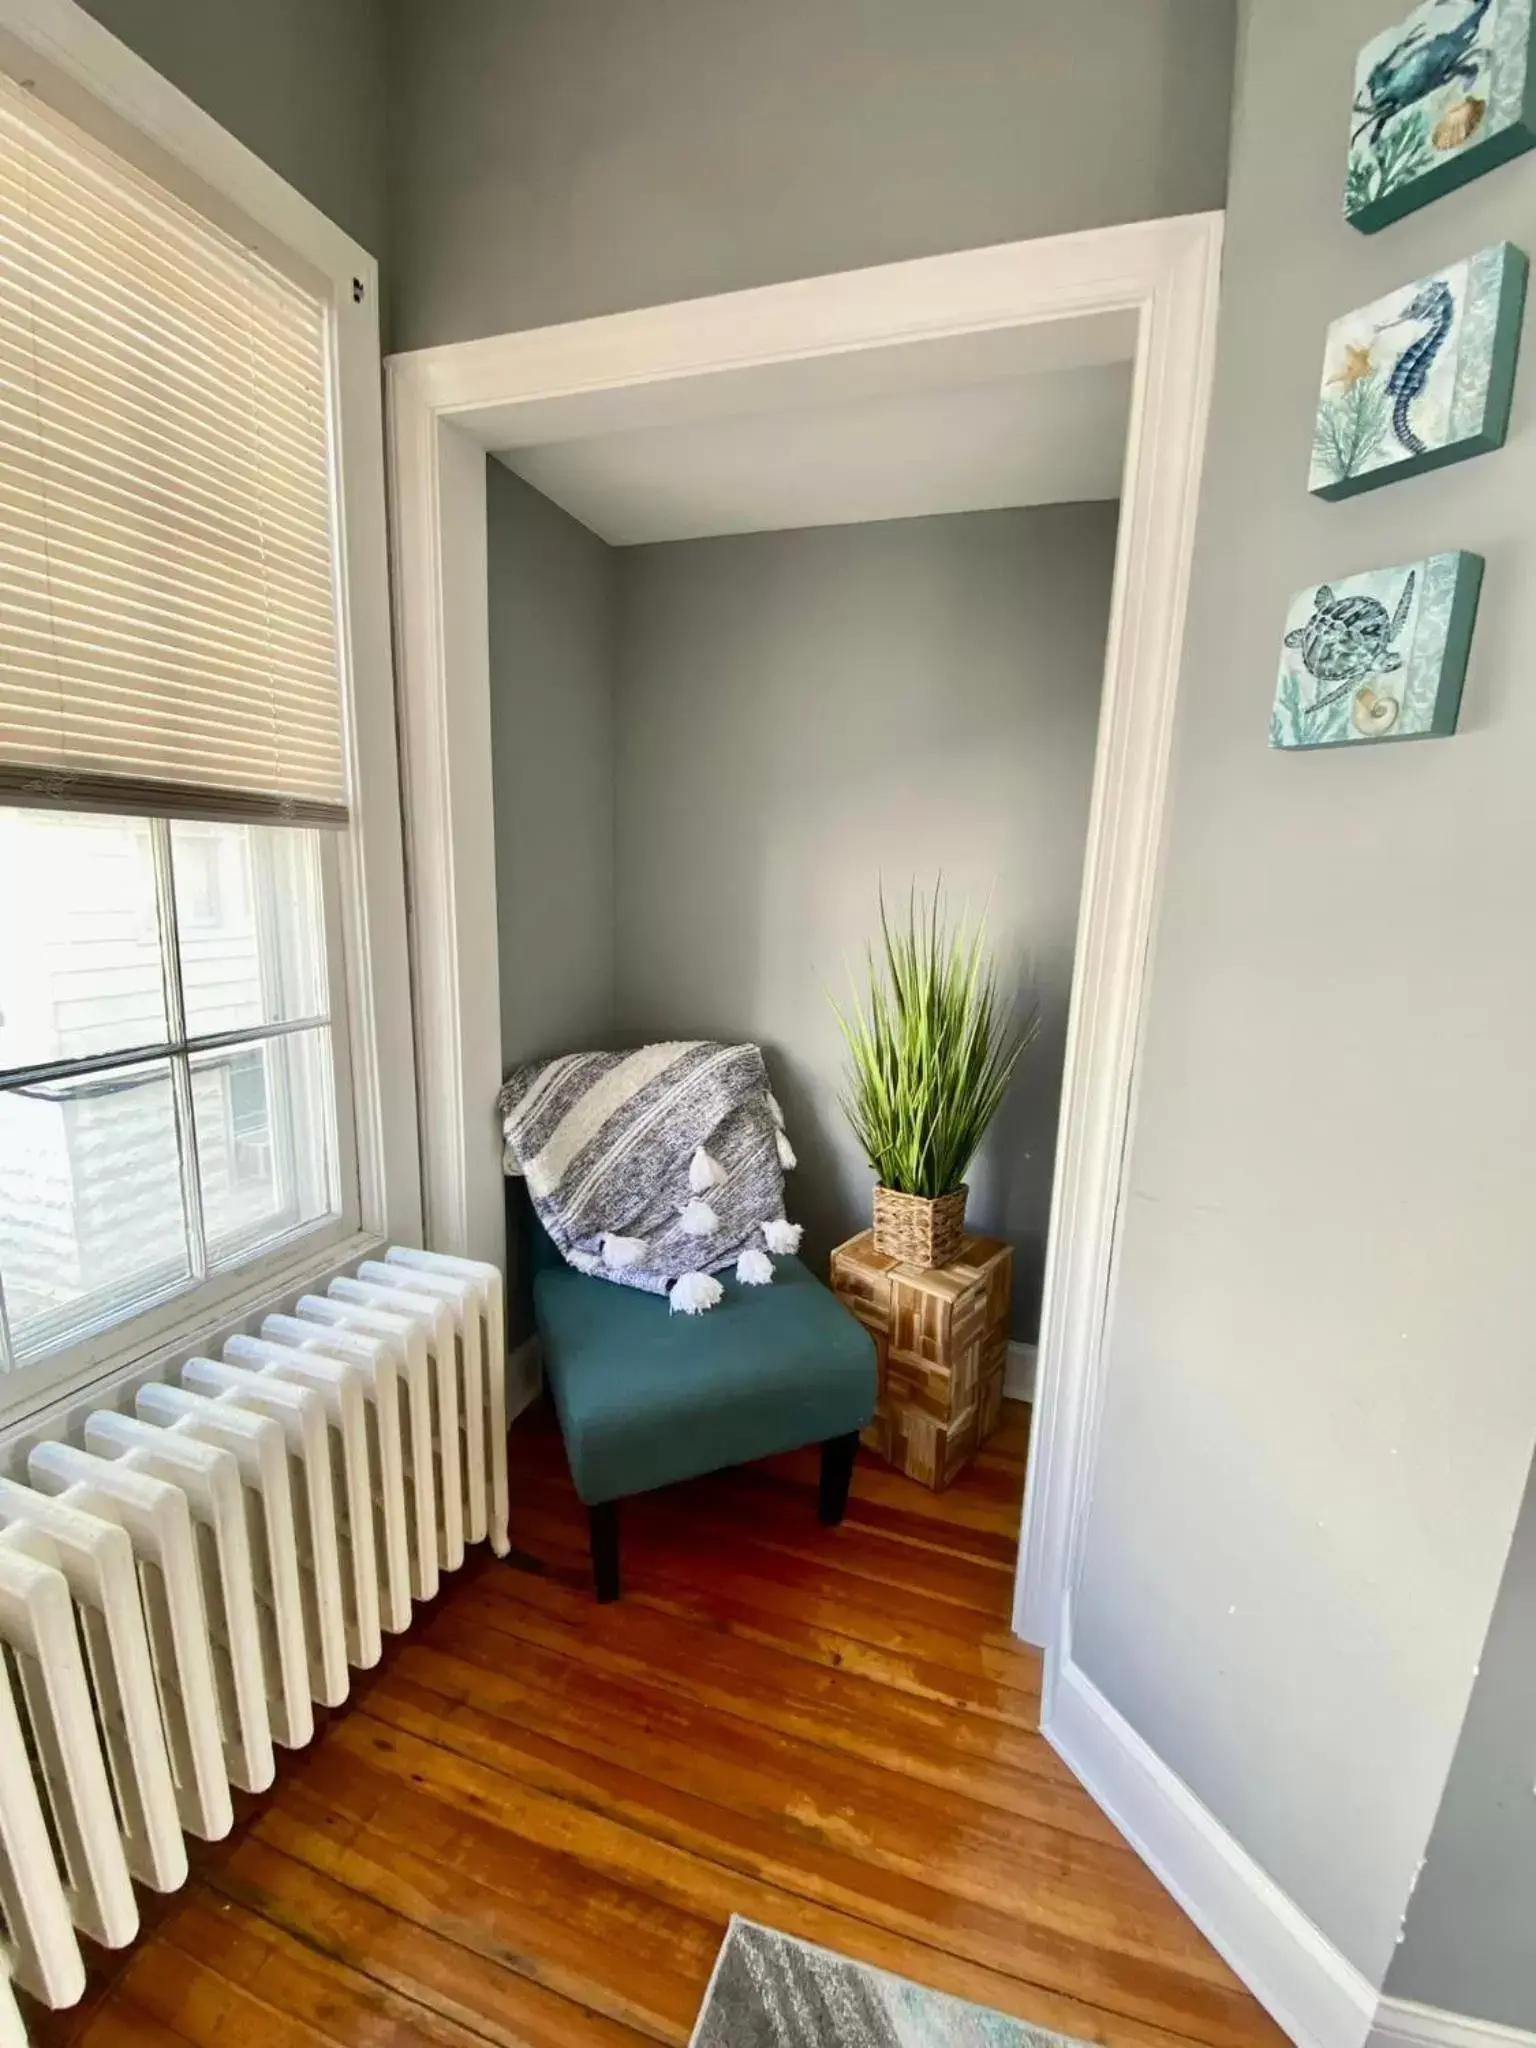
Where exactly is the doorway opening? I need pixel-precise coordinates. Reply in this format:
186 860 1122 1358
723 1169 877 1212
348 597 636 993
386 214 1222 1671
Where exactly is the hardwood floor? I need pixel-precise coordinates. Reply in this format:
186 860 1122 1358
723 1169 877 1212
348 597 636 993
38 1401 1285 2048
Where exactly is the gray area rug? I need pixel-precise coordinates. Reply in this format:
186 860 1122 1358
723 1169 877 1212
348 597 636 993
691 1919 1085 2047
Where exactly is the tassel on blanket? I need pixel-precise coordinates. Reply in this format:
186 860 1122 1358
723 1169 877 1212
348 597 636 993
670 1272 724 1315
688 1145 727 1193
766 1091 785 1130
569 1250 603 1275
678 1199 719 1237
775 1130 797 1171
762 1218 802 1255
736 1248 774 1286
601 1233 648 1270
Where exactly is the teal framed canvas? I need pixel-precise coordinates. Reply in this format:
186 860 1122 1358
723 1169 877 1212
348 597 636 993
1346 0 1536 232
1270 552 1483 749
1310 244 1527 498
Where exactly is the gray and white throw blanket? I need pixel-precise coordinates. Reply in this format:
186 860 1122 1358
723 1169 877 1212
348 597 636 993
498 1041 802 1314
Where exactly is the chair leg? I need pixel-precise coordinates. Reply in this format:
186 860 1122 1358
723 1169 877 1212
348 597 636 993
589 1499 621 1602
818 1431 860 1527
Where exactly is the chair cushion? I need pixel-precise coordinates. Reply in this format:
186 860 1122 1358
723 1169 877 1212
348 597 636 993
533 1255 877 1505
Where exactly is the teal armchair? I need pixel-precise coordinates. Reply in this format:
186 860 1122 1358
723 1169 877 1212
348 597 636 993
524 1208 877 1600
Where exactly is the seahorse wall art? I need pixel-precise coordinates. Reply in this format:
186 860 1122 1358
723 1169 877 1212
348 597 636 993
1310 244 1528 498
1270 553 1484 750
1346 0 1536 231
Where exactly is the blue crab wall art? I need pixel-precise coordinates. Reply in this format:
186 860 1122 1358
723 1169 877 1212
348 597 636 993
1271 553 1483 749
1346 0 1536 231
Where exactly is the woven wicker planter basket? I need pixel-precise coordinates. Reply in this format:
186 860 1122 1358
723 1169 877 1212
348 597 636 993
871 1185 968 1270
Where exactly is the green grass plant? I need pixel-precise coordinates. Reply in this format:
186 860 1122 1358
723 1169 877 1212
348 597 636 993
832 887 1036 1198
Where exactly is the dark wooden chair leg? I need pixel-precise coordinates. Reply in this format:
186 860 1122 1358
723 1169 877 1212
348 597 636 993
589 1499 621 1602
818 1431 860 1526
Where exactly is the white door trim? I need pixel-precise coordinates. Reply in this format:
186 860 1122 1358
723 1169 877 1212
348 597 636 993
384 210 1225 1635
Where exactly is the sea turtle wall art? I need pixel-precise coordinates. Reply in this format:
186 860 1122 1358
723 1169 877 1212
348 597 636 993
1310 244 1527 497
1346 0 1536 231
1270 552 1483 749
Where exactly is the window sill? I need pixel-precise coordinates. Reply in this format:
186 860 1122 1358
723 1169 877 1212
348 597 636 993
0 1226 386 1459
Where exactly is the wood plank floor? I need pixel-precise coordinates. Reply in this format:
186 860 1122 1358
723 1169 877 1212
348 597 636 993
37 1400 1285 2048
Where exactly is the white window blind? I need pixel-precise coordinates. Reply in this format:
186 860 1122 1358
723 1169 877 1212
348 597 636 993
0 75 348 825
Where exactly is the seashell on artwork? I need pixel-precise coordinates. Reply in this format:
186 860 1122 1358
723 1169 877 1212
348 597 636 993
1432 96 1487 150
1352 685 1400 736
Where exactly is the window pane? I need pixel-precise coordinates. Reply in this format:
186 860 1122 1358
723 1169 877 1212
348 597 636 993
191 1028 337 1268
0 809 169 1071
0 1058 191 1365
172 823 328 1039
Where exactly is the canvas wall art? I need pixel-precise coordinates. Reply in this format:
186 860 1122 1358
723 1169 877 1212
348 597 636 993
1310 243 1527 498
1346 0 1536 232
1270 552 1483 749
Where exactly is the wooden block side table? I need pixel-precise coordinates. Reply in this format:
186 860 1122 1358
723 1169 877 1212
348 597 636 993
830 1228 1012 1490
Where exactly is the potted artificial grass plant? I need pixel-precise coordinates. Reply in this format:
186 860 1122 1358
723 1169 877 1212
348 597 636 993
834 888 1037 1270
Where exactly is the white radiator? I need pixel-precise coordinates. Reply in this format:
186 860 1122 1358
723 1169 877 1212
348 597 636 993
0 1246 509 2026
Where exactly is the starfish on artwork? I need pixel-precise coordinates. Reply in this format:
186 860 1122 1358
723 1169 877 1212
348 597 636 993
1329 342 1376 388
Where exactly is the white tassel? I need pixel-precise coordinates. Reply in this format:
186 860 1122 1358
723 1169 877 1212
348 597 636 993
762 1218 802 1256
569 1250 603 1276
689 1145 727 1192
776 1129 797 1171
736 1248 774 1286
670 1272 724 1315
679 1198 719 1237
601 1233 648 1271
766 1091 786 1130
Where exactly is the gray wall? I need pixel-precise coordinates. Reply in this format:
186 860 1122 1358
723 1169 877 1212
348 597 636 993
1386 1454 1536 2030
612 505 1117 1338
386 0 1237 350
1072 0 1536 1990
487 462 616 1068
79 0 388 256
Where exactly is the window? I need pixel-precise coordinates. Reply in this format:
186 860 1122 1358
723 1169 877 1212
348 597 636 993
0 59 395 1388
0 810 345 1369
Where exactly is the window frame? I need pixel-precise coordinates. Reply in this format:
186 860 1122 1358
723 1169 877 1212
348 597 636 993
0 815 361 1371
0 0 421 1431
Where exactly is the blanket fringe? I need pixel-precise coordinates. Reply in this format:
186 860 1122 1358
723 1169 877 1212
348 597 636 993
601 1233 648 1270
762 1218 802 1255
689 1145 727 1192
670 1272 724 1315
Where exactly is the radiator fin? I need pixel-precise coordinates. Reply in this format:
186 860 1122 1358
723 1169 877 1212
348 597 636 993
329 1277 464 1572
0 1476 185 1895
0 1538 137 1956
181 1357 350 1709
27 1443 233 1847
134 1383 314 1751
294 1295 439 1604
81 1415 275 1797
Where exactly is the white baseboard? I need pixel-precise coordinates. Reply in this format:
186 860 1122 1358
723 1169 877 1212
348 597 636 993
1371 2002 1536 2048
507 1334 543 1421
1005 1340 1037 1402
1045 1654 1378 2048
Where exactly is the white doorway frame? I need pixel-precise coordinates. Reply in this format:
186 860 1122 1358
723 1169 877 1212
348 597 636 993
384 211 1223 1662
